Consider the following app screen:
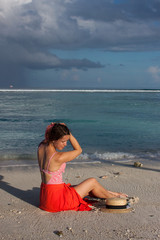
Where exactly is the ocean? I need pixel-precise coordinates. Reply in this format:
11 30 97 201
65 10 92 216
1 89 160 165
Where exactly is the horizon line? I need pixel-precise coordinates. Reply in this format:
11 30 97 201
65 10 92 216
0 89 160 93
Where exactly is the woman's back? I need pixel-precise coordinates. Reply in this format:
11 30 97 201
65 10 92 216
38 143 64 184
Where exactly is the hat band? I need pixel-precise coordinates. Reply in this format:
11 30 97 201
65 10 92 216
106 204 127 209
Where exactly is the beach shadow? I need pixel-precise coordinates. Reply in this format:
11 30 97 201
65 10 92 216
0 175 40 207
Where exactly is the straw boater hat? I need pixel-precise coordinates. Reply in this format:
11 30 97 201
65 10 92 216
100 197 132 213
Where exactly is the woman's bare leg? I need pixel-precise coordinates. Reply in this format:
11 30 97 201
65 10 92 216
73 178 128 199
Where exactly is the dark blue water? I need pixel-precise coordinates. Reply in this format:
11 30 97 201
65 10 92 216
1 90 160 163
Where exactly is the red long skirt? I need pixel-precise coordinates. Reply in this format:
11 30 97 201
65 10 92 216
39 182 92 212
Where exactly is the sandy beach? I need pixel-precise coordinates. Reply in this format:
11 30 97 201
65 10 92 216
0 159 160 240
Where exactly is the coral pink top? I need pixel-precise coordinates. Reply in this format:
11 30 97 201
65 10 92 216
41 152 66 185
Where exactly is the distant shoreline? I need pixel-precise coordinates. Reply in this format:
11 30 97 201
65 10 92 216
1 89 160 93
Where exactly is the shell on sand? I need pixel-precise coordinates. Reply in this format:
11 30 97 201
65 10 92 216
127 196 139 204
134 162 143 167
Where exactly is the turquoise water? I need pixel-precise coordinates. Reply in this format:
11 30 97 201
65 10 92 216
1 90 160 163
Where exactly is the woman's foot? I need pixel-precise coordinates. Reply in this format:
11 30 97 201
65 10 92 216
107 191 128 198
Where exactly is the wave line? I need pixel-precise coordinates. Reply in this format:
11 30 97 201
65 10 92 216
1 89 160 93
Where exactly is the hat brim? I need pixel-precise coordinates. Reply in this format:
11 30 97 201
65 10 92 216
100 207 133 213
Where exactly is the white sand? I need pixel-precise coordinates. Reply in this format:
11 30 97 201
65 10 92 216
0 160 160 240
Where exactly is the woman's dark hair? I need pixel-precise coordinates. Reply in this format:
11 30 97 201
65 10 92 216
45 123 70 142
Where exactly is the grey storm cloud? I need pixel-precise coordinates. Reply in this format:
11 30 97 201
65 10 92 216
0 43 103 70
68 0 160 22
1 0 160 86
24 53 104 70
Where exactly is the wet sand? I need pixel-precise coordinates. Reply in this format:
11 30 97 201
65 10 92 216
0 160 160 240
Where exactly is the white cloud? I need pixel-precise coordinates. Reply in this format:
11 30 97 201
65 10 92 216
148 66 160 81
72 16 96 34
14 0 32 4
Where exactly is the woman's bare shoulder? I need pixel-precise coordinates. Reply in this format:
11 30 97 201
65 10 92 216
38 142 47 158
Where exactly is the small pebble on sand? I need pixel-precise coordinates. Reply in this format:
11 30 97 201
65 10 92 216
99 175 108 179
67 227 73 232
113 172 121 175
54 231 63 237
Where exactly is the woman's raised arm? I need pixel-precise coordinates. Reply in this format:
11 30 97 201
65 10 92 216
56 134 82 163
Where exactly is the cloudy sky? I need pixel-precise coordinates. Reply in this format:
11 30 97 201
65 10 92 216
1 0 160 89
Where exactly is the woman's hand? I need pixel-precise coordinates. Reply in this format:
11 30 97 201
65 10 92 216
60 122 66 126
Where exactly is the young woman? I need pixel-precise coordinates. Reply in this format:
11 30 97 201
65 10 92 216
38 122 127 212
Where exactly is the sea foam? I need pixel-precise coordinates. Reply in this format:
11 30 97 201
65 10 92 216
0 89 160 93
